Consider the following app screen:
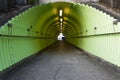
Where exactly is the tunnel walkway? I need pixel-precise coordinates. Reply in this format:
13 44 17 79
3 41 120 80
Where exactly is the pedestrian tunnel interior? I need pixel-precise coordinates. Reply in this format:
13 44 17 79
1 2 120 72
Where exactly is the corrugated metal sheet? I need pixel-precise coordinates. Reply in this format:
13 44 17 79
67 3 120 67
0 5 56 71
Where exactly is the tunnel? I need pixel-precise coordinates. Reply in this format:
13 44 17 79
0 1 120 80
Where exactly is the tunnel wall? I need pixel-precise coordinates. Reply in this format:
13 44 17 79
0 5 56 71
67 4 120 67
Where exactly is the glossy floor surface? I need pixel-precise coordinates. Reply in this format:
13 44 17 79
3 41 120 80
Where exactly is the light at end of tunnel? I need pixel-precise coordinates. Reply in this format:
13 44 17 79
64 8 70 14
60 18 63 22
55 17 59 21
53 8 58 14
59 10 63 17
63 21 66 24
57 33 65 41
60 26 62 31
63 17 68 20
60 22 62 26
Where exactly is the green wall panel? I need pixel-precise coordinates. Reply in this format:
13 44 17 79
68 34 120 66
67 3 120 67
0 3 56 71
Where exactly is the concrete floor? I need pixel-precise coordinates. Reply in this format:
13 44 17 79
3 41 120 80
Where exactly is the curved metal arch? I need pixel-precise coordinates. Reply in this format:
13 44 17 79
41 16 80 36
63 26 77 36
34 2 83 38
62 24 77 34
45 21 78 36
63 21 79 33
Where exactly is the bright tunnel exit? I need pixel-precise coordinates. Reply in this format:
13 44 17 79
57 33 65 40
57 9 65 40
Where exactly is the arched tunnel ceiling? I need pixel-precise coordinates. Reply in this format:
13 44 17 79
34 2 82 38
